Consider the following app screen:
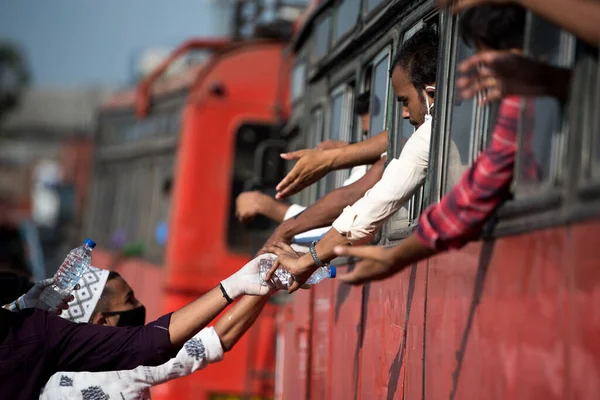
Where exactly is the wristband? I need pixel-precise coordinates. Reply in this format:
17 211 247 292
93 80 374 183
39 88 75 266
309 241 328 268
219 283 234 304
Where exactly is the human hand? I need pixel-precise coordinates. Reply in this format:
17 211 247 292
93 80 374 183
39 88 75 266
456 50 571 104
256 223 293 257
276 148 335 199
236 191 268 224
263 242 315 293
317 140 348 151
437 0 514 13
333 245 398 285
10 278 77 315
221 257 273 299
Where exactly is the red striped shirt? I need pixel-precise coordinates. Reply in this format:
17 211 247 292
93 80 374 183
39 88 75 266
417 96 538 251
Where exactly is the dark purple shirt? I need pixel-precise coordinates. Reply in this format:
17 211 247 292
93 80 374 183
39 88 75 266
0 308 179 400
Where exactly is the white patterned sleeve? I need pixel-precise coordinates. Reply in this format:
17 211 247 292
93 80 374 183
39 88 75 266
132 327 224 387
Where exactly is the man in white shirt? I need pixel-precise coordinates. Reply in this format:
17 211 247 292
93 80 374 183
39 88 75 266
235 91 380 243
41 263 279 400
264 27 463 291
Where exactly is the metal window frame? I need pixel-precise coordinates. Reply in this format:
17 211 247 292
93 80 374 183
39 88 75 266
368 46 392 136
493 16 576 236
312 12 333 63
384 7 440 242
333 0 363 45
291 60 308 104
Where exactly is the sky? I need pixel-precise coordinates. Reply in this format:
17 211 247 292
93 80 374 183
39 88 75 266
0 0 233 88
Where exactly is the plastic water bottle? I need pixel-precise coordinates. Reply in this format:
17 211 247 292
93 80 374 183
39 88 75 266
258 254 336 289
39 238 96 309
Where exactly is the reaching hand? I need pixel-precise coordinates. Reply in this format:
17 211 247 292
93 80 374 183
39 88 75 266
221 257 273 299
256 223 293 257
8 278 77 315
456 50 570 104
436 0 513 13
276 148 334 199
236 191 267 224
263 242 315 293
333 245 398 285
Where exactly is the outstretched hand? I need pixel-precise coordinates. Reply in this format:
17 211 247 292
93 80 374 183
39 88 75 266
456 50 570 104
276 148 334 200
263 242 314 294
9 278 78 315
333 245 398 285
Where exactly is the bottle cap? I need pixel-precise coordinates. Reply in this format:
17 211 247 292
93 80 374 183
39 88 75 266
329 266 336 278
84 238 96 249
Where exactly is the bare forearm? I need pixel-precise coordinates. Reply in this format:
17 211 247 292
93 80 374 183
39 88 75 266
258 194 290 223
281 160 385 239
169 287 229 347
520 0 600 46
329 131 388 170
215 295 270 351
388 233 437 272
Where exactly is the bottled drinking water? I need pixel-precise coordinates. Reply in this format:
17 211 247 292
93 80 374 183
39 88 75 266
258 253 336 289
39 238 96 309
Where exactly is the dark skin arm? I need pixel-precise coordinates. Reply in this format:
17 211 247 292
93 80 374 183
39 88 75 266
260 158 386 251
276 131 388 199
214 294 271 351
334 233 437 285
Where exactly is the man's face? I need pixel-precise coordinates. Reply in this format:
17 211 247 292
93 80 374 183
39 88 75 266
391 65 428 129
98 277 143 327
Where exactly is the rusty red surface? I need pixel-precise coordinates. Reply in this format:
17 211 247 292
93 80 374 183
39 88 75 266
277 219 600 399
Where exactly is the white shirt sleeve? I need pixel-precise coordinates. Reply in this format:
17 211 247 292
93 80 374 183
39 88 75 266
332 119 432 243
41 327 224 400
283 204 307 221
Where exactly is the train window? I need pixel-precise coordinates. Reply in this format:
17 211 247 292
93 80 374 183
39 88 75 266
366 0 386 14
227 124 276 254
314 14 332 61
324 83 355 193
594 59 600 174
291 62 307 102
514 16 575 197
334 0 360 42
311 107 325 202
443 35 477 193
369 48 391 136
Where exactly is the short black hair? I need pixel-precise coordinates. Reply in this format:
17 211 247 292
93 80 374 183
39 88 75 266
460 5 526 51
390 27 439 92
354 91 370 116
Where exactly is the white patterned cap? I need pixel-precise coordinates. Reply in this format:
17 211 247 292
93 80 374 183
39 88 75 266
60 266 110 323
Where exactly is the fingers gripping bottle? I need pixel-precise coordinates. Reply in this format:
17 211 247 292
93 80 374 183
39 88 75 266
39 238 96 309
258 253 336 289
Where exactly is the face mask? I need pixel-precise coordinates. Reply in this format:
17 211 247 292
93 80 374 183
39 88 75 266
424 86 436 122
104 305 146 327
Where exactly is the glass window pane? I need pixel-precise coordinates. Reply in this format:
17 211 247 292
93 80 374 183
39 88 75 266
291 62 306 101
444 38 476 193
595 62 600 170
334 0 361 41
366 0 385 13
314 16 331 60
324 93 345 193
370 54 389 136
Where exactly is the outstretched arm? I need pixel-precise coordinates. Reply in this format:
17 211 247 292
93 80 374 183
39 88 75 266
276 131 388 199
262 158 386 248
438 0 600 47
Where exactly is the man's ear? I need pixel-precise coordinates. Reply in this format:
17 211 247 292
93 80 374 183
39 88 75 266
90 312 108 326
425 84 436 98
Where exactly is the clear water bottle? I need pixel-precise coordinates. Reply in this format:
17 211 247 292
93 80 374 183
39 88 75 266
39 238 96 309
258 253 336 289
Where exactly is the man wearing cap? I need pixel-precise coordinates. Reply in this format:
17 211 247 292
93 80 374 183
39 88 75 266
0 256 277 400
38 266 275 399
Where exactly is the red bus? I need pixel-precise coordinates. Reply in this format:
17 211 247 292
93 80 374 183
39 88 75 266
84 2 311 398
273 1 600 399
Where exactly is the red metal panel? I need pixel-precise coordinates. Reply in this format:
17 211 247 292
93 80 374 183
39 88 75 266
311 279 334 400
360 265 423 399
329 273 364 400
569 221 600 400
